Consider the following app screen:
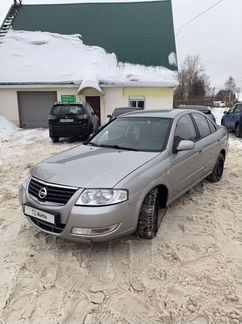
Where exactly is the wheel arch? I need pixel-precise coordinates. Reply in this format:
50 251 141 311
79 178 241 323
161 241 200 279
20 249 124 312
220 149 226 160
157 184 169 209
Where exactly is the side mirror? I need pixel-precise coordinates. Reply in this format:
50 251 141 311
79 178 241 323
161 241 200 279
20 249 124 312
223 111 228 114
177 140 195 152
107 114 112 119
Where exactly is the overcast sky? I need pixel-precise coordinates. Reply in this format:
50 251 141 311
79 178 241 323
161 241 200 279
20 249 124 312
0 0 241 91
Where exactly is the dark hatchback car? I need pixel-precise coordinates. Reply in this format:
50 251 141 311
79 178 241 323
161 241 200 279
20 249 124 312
178 105 216 122
221 103 242 137
49 102 99 142
107 107 142 120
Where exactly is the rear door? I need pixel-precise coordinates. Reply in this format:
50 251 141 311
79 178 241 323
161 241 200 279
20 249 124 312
224 106 236 130
191 113 219 177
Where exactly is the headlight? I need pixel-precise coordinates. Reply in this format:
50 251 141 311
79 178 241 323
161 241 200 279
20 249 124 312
75 189 128 206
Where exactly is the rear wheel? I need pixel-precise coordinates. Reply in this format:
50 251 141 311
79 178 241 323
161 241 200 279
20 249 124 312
207 153 224 183
137 188 159 239
51 136 59 143
235 123 242 138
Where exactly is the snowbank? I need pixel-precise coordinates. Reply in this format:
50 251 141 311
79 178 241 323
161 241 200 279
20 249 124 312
0 116 18 139
211 107 229 125
0 30 178 86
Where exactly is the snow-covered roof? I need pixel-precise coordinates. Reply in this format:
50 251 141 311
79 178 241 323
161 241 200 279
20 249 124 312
0 30 178 88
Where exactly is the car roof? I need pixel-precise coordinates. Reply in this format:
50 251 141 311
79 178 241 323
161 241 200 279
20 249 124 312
53 103 84 106
114 107 138 110
178 105 211 111
118 109 193 119
113 107 142 112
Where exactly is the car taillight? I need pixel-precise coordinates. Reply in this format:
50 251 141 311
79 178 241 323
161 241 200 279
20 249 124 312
77 114 88 120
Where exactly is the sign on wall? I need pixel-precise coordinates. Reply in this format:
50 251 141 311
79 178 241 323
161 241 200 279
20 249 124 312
61 95 76 103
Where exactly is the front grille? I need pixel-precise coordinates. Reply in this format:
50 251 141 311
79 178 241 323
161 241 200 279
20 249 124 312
31 217 65 234
28 178 77 205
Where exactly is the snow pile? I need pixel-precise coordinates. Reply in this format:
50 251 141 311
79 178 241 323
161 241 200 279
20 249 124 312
211 107 229 125
0 116 18 140
0 30 178 86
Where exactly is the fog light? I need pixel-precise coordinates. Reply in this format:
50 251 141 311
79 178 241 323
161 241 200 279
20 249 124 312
72 224 119 236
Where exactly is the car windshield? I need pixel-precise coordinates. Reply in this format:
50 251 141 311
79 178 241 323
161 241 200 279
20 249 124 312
52 105 85 115
87 117 172 152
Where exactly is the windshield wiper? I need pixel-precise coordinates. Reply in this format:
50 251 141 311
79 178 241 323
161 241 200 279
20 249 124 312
83 141 100 147
99 144 138 151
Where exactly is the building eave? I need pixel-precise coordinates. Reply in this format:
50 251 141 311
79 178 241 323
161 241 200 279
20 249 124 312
0 80 178 89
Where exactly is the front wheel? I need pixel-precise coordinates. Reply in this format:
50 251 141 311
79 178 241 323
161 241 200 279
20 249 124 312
235 124 242 138
51 136 59 143
137 188 159 239
207 153 224 183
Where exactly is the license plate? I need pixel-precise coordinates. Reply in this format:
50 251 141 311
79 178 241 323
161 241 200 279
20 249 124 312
24 205 55 224
60 119 74 122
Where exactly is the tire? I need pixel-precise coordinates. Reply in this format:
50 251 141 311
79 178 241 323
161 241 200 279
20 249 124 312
51 136 59 143
137 188 159 239
235 123 242 138
207 153 224 183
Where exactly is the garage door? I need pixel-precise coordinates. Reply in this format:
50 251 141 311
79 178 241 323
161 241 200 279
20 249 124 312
18 91 57 128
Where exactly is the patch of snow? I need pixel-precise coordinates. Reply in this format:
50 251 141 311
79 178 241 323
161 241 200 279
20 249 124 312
78 80 103 94
211 107 229 125
0 116 18 140
229 135 242 149
168 52 177 67
0 30 178 87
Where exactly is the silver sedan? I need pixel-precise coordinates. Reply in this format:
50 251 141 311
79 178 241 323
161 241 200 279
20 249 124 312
19 109 228 242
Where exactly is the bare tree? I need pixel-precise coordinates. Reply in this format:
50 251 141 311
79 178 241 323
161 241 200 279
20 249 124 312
225 76 236 106
174 55 210 103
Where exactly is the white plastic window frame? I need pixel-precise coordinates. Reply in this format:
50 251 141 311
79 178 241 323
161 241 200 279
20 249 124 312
129 97 145 109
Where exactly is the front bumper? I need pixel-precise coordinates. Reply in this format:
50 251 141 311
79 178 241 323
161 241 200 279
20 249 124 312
19 184 139 242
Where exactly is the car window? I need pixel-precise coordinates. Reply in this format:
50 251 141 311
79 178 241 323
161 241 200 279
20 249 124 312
174 114 197 147
207 118 217 133
52 105 85 115
228 106 236 114
233 105 241 113
192 113 211 138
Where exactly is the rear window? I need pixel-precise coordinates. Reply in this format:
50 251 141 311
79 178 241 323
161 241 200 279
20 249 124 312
192 113 211 138
51 105 85 115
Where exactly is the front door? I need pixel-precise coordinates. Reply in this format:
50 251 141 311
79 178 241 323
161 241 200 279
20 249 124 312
86 96 101 123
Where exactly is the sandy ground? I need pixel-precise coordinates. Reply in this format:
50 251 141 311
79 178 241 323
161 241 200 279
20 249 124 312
0 121 242 324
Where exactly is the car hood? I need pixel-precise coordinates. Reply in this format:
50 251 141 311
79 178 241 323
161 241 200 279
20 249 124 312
31 144 160 188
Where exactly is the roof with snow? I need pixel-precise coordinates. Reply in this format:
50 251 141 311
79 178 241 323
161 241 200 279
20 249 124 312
11 0 177 70
0 1 178 87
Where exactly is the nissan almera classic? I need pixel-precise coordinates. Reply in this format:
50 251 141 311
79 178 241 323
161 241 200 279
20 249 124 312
19 109 228 242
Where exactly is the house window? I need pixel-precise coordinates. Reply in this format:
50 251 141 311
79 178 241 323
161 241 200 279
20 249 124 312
129 97 145 109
